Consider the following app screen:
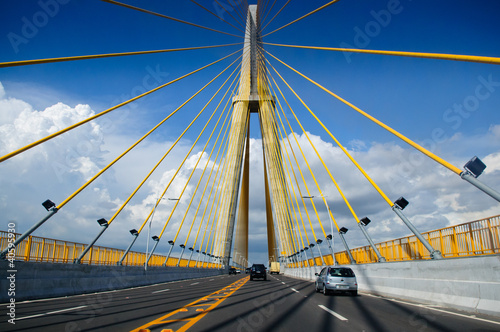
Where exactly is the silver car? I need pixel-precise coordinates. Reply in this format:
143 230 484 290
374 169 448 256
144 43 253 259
315 266 358 296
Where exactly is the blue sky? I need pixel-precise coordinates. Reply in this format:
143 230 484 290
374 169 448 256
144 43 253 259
1 0 499 265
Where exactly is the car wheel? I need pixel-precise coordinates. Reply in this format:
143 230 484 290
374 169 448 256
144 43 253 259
351 290 358 296
323 284 329 296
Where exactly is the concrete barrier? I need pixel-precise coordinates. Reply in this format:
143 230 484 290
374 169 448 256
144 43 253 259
284 254 500 318
0 260 223 302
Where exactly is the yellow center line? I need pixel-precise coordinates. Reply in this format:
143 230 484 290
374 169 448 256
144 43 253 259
130 276 249 332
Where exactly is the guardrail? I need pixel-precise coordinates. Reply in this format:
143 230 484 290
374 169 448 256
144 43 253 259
0 232 219 268
2 215 498 266
299 214 500 266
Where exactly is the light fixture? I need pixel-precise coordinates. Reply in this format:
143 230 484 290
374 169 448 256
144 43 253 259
152 235 159 241
464 156 486 178
360 217 371 226
339 227 348 234
42 199 56 211
168 240 174 245
304 246 309 250
180 244 185 249
326 234 332 240
309 243 315 248
394 197 409 210
129 229 139 236
316 239 323 244
97 218 108 227
189 247 194 251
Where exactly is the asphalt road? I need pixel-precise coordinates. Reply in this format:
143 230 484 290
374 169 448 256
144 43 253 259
1 273 499 331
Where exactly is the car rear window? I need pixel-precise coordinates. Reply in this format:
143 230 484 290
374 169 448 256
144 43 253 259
329 268 354 277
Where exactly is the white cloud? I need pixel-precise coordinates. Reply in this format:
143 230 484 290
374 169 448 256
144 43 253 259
0 82 499 264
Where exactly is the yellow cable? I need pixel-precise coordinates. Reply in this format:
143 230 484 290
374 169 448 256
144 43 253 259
176 70 240 245
101 0 243 38
267 60 363 224
180 72 240 248
189 0 245 33
0 43 242 68
265 51 463 176
262 0 341 38
0 50 241 164
263 42 500 65
261 0 291 32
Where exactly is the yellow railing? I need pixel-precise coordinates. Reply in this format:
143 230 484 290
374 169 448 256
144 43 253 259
334 214 500 264
0 232 219 268
2 215 498 266
294 214 499 267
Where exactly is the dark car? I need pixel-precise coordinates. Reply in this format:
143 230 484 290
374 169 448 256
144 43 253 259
250 264 267 281
229 267 237 275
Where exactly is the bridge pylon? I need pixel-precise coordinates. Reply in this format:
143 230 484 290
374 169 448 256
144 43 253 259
221 5 292 271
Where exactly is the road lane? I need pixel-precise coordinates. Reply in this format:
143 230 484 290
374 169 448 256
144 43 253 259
0 274 238 331
186 273 500 332
2 273 499 331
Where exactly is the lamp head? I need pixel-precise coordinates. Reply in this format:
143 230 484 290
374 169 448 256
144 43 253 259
97 218 108 227
464 156 486 178
42 199 57 211
394 196 409 210
360 217 371 226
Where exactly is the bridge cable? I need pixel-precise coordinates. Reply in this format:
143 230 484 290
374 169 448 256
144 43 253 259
199 119 235 262
199 128 234 260
57 51 241 212
264 71 316 255
100 0 243 38
178 72 241 251
0 50 240 164
108 59 241 233
256 46 314 252
138 59 241 246
217 110 250 260
183 88 236 265
260 0 278 28
260 0 291 32
212 0 245 29
215 0 247 27
265 50 463 201
262 0 341 38
265 53 453 259
195 101 237 265
171 68 241 249
256 46 299 258
266 59 362 225
265 71 332 240
83 59 242 265
0 43 242 68
263 43 500 65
